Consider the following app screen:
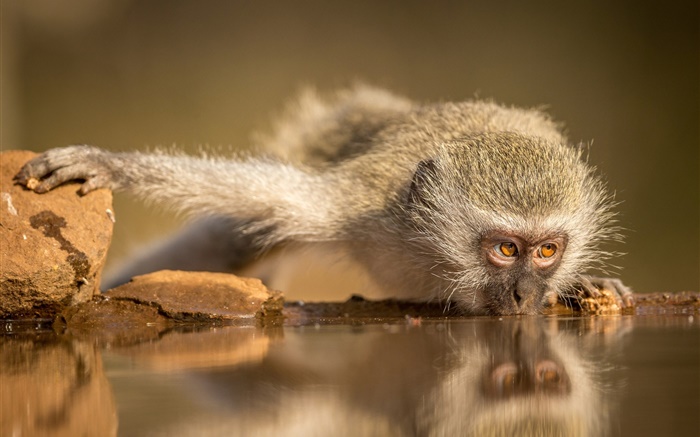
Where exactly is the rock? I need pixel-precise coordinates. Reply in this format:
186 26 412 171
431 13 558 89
58 297 171 346
0 150 114 319
105 270 284 321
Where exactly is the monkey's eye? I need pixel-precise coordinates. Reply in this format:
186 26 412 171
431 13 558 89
538 243 557 258
495 242 518 257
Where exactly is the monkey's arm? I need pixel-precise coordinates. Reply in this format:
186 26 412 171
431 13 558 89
15 145 344 243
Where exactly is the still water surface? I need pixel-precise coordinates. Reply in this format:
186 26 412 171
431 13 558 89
2 315 698 436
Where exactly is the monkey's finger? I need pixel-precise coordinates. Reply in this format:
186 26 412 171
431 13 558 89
34 167 90 193
594 278 624 308
622 292 635 308
14 155 56 186
601 278 634 308
577 277 602 299
78 174 112 195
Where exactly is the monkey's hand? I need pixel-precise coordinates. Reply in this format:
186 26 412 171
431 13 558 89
566 276 635 312
15 145 119 195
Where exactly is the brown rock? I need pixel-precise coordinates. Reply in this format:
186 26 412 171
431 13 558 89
105 270 284 321
59 297 171 346
0 150 114 319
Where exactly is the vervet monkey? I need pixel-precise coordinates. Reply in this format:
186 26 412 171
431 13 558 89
15 85 633 315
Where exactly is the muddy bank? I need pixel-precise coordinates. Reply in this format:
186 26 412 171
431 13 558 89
46 289 700 347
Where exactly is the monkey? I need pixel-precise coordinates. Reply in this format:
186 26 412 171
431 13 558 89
15 85 633 315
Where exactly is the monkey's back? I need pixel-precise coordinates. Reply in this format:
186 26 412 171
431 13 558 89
259 85 567 169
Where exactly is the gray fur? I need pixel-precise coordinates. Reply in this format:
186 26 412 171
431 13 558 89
15 85 632 315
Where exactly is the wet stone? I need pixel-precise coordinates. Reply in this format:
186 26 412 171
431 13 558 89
0 150 114 319
58 297 171 346
104 270 284 322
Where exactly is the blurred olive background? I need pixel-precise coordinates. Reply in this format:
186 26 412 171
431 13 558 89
2 0 697 294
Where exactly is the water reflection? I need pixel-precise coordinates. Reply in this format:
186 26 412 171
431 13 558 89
3 316 697 436
165 319 624 437
0 332 117 436
419 319 624 437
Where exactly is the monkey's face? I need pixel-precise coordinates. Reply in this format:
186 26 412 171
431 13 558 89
401 135 615 316
478 232 567 315
402 155 576 316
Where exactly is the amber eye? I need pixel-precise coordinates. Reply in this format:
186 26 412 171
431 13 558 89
495 242 518 257
539 243 557 258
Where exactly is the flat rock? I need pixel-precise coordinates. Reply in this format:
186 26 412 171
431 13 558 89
105 270 284 321
58 297 171 346
0 150 114 319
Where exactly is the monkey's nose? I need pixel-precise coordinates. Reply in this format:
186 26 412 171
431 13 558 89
512 278 539 309
512 288 534 308
513 289 524 305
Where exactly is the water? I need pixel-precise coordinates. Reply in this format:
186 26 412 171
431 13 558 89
2 315 698 436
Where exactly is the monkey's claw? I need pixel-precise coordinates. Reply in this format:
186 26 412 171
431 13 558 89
567 276 635 312
14 145 114 195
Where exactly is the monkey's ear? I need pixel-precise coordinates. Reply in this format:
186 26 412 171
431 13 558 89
407 159 437 210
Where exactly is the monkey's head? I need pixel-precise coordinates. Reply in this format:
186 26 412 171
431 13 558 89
402 132 617 315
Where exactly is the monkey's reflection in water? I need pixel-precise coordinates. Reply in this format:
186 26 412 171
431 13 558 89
157 318 625 437
419 319 623 437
